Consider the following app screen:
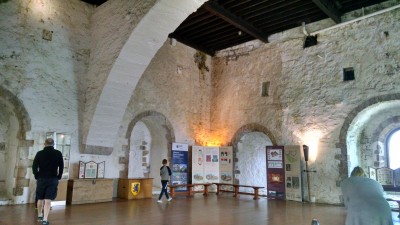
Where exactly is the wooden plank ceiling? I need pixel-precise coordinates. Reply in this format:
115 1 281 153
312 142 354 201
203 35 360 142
82 0 391 56
169 0 390 56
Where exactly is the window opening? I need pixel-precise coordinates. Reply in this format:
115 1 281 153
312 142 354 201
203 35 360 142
387 129 400 170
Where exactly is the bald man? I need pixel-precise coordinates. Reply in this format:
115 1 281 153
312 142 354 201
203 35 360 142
32 138 64 225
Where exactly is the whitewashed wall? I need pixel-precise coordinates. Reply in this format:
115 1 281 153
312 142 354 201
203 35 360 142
212 8 400 204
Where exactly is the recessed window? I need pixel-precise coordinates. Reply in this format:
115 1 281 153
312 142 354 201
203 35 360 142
343 68 355 81
387 129 400 170
262 82 270 97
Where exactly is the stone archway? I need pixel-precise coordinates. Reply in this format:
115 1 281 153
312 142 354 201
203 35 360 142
83 0 207 154
230 123 277 193
0 86 32 201
123 111 175 187
336 93 400 182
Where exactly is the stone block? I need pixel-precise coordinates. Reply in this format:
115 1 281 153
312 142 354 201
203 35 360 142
18 147 29 158
13 186 24 196
16 167 27 178
119 157 127 164
0 142 5 151
16 178 29 187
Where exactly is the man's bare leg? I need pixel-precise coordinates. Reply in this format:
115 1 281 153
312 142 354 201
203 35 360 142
37 199 44 219
43 199 51 222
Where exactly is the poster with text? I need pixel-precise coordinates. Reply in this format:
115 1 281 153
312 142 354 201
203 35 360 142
171 143 188 191
284 145 302 202
219 146 233 191
192 146 205 191
204 147 220 191
377 167 393 185
266 146 285 199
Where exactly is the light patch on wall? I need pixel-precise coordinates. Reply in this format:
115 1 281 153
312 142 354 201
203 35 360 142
31 0 53 19
302 130 322 162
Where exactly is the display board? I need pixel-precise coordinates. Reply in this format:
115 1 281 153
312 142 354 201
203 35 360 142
266 146 285 198
219 146 233 184
192 146 232 191
219 146 233 191
284 145 302 202
204 147 220 183
192 146 205 190
171 143 189 191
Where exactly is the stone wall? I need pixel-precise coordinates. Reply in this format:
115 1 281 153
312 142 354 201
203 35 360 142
212 8 400 203
121 41 212 147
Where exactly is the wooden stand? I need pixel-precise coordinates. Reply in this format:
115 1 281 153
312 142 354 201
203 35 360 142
54 180 68 201
117 178 153 199
66 179 114 204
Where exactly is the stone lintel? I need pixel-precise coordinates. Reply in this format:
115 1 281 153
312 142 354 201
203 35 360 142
81 144 113 155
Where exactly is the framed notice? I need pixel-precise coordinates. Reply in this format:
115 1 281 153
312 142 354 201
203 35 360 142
85 161 97 178
377 167 393 185
78 161 105 179
369 167 377 181
98 161 105 178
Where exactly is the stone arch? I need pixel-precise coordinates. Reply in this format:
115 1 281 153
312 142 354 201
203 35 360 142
0 86 33 198
122 111 175 180
336 93 400 182
84 0 207 154
0 87 31 139
230 123 277 186
230 123 277 148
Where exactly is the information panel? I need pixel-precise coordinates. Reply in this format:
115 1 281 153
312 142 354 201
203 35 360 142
266 146 285 199
284 145 302 202
204 147 219 191
219 147 233 183
192 146 205 191
171 143 189 191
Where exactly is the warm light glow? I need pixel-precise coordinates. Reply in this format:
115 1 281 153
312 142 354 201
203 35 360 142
205 141 221 147
302 130 322 162
31 0 53 19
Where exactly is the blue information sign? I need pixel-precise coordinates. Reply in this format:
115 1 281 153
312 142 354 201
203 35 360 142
171 143 189 192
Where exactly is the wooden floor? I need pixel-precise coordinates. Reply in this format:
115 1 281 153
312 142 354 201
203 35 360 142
0 195 399 225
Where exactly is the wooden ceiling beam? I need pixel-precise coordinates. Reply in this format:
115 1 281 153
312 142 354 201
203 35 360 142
168 33 215 56
203 1 269 43
311 0 341 23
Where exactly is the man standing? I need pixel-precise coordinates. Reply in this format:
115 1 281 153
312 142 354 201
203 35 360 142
32 138 64 225
157 159 172 203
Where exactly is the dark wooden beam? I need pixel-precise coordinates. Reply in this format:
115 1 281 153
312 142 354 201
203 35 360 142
203 1 269 43
311 0 341 23
168 33 215 56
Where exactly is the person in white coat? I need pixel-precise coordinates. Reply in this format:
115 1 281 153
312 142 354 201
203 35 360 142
341 166 393 225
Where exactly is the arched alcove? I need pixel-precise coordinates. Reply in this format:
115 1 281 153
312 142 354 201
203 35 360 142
337 93 400 182
125 111 175 189
0 87 32 202
230 123 276 195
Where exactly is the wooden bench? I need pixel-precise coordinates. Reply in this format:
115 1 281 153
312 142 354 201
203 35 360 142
213 182 264 200
168 183 212 197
